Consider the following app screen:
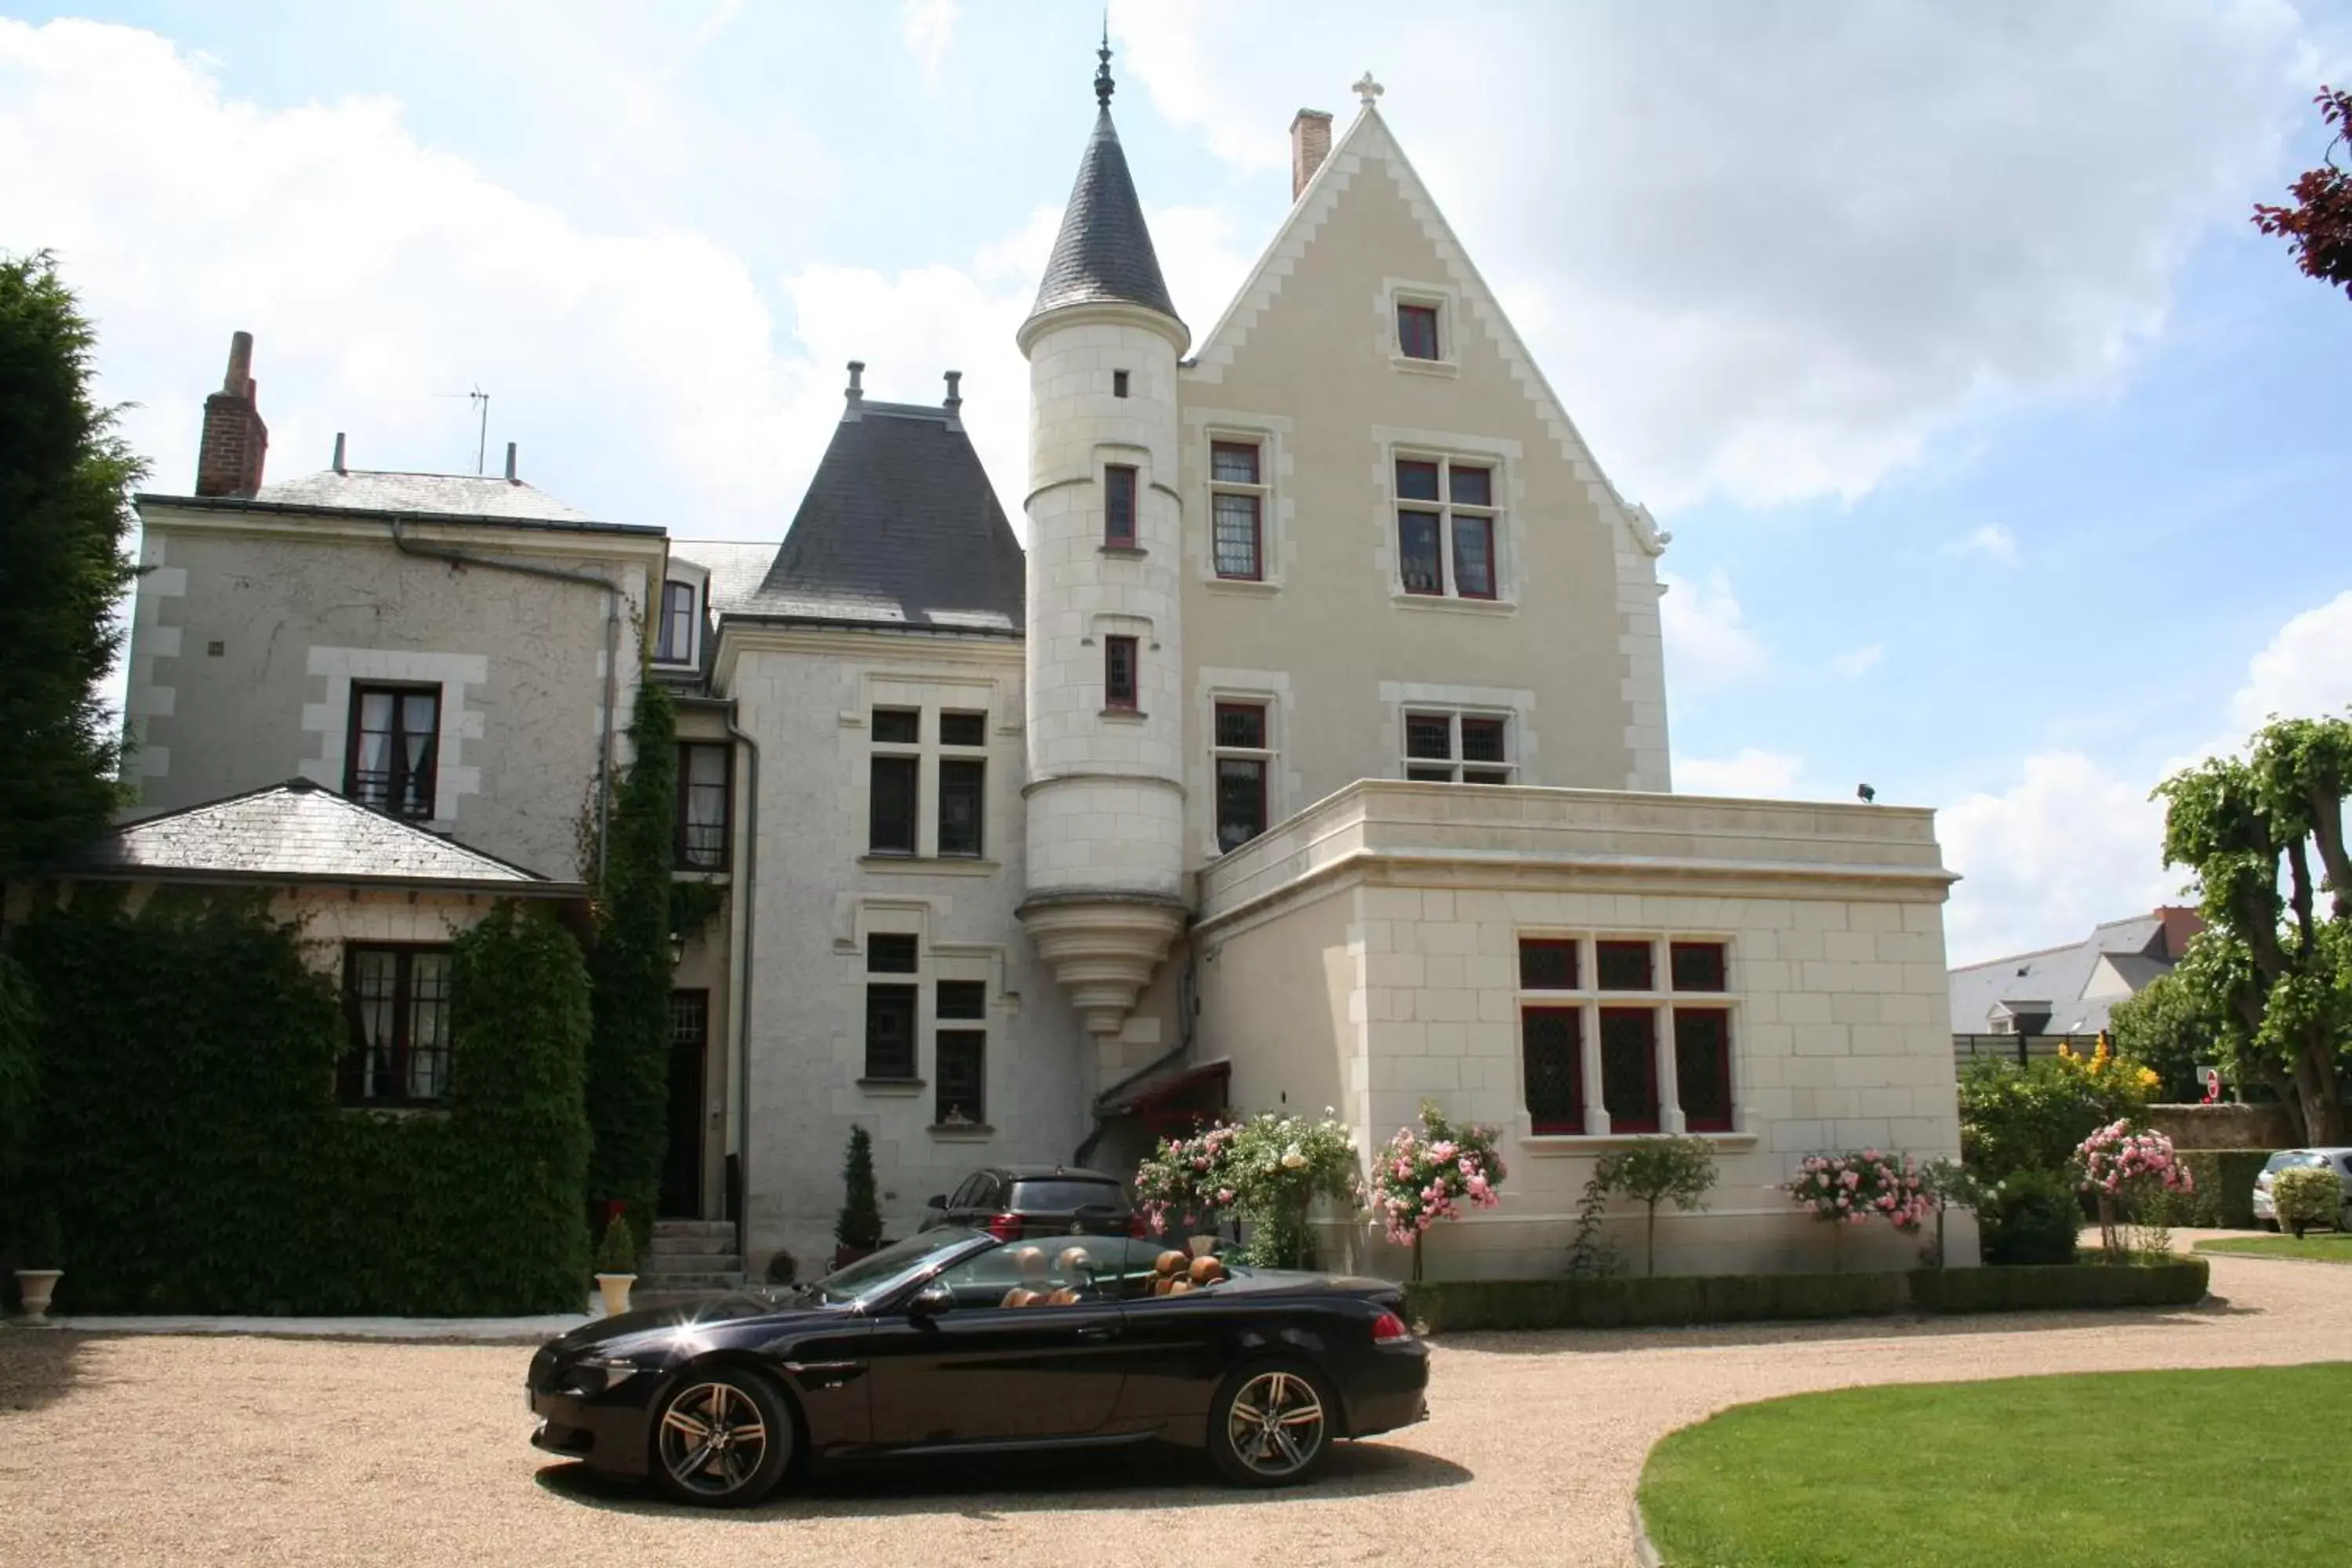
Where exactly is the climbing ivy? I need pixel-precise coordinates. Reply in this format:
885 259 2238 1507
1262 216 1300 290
12 891 592 1314
586 677 680 1240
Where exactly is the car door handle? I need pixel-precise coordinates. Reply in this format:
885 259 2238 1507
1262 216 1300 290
1076 1325 1117 1342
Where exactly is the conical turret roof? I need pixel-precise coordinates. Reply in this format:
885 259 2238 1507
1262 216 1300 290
1024 41 1182 336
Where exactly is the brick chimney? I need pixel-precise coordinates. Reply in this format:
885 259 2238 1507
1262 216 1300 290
2154 906 2205 962
195 331 268 499
1290 109 1334 201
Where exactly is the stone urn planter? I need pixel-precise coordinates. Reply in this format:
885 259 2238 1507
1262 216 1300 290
13 1269 64 1325
593 1272 634 1317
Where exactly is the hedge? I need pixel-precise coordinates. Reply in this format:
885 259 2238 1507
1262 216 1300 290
1403 1258 2209 1333
1907 1258 2209 1313
2141 1150 2270 1230
13 891 591 1316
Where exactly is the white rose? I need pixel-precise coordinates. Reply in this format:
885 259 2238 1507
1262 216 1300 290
1281 1147 1307 1170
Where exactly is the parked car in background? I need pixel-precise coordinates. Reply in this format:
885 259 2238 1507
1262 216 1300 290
527 1227 1429 1505
2251 1148 2352 1229
919 1164 1143 1241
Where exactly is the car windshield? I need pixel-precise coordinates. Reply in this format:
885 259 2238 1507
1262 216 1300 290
2264 1151 2329 1173
1009 1179 1127 1211
811 1229 985 1305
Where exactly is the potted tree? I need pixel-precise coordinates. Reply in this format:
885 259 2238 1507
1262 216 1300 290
13 1203 64 1326
834 1126 884 1270
593 1211 637 1317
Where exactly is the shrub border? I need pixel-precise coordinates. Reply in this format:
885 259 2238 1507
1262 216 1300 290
1403 1258 2209 1333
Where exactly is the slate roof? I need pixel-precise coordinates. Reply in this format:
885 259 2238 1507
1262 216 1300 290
728 402 1025 634
1947 911 2196 1035
670 540 779 617
62 780 574 893
1026 107 1183 332
253 469 593 522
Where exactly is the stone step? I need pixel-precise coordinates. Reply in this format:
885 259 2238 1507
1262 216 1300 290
634 1269 742 1293
648 1233 739 1258
652 1220 738 1239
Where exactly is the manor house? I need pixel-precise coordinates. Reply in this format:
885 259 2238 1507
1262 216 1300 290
118 58 1970 1280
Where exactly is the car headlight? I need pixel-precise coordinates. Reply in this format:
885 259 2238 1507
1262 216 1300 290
565 1356 645 1395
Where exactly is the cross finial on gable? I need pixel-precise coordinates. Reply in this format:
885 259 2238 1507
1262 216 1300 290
1353 72 1383 107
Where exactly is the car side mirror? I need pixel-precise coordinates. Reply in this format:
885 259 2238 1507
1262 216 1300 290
924 1194 947 1210
908 1282 954 1318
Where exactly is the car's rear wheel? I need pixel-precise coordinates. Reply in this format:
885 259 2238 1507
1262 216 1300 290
1207 1360 1336 1486
649 1369 791 1507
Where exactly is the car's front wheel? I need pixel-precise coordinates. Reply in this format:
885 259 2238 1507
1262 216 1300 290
1207 1360 1336 1486
649 1369 791 1507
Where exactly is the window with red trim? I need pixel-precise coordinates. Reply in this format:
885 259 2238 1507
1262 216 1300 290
1104 465 1138 547
1105 636 1138 710
1599 1007 1660 1133
1523 1005 1582 1133
1674 1008 1734 1132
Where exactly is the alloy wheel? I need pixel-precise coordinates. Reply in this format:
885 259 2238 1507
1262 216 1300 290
656 1380 771 1499
1224 1368 1327 1479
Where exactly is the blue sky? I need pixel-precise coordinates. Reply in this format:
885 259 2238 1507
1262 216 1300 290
5 1 2350 964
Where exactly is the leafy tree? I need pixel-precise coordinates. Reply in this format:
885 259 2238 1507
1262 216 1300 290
1595 1136 1717 1277
2252 87 2352 299
1960 1044 2156 1182
2107 968 2221 1101
584 678 680 1238
0 252 143 876
836 1125 883 1254
2153 715 2352 1144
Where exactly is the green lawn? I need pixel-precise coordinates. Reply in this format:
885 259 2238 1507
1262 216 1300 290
1639 1365 2352 1567
2198 1232 2352 1264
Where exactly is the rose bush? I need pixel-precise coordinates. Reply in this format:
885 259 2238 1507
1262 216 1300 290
1784 1149 1933 1269
1134 1111 1359 1269
1369 1102 1505 1279
2074 1120 2194 1261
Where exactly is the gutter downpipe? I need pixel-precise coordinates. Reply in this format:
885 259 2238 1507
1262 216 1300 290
723 712 760 1275
390 517 626 886
1073 943 1198 1168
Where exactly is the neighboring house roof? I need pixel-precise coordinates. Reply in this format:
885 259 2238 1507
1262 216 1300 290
1026 102 1182 332
672 540 781 618
61 779 577 894
136 469 660 538
728 401 1025 635
1947 910 2199 1035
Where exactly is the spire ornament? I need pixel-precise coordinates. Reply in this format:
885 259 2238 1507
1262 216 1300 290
1353 71 1384 107
1095 22 1114 108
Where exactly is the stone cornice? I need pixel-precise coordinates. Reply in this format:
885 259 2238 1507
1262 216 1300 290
712 621 1024 687
134 499 668 566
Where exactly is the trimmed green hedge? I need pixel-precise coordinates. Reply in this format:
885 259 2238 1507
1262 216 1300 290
14 891 591 1315
1404 1271 1907 1333
2142 1150 2270 1230
1907 1258 2209 1313
1404 1258 2209 1333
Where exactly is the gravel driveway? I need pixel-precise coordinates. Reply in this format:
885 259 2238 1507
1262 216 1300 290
5 1237 2347 1568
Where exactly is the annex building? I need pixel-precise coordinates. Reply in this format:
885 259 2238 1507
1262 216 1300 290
118 56 1971 1280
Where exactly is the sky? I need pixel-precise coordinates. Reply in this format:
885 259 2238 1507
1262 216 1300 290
4 1 2350 966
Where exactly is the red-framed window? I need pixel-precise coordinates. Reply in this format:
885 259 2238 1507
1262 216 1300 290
1518 938 1578 991
1104 464 1138 547
1671 941 1729 992
1397 301 1440 361
1674 1008 1734 1133
1105 636 1138 710
1599 1007 1660 1133
1522 1005 1583 1134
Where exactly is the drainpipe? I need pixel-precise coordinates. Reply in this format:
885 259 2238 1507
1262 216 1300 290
724 713 760 1275
389 517 626 886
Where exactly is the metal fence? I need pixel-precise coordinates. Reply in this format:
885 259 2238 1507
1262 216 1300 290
1951 1032 2106 1069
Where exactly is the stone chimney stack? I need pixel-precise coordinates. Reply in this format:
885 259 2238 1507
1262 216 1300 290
1290 109 1334 201
194 330 268 499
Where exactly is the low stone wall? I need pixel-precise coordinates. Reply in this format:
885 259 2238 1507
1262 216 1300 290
2146 1102 2296 1150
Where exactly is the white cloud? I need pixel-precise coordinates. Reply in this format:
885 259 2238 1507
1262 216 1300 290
1832 643 1884 677
1945 524 2020 564
2227 588 2352 735
0 19 1041 542
898 0 960 85
1937 590 2352 965
1677 749 1806 798
1113 0 2309 510
1660 569 1767 693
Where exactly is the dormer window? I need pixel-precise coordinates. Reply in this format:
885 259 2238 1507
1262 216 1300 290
656 579 698 663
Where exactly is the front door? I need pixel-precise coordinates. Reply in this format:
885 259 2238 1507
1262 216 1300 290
659 990 707 1218
863 1246 1127 1446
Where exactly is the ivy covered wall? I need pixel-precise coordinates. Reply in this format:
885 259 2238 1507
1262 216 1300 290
13 890 592 1315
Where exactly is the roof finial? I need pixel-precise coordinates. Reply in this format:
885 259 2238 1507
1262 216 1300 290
1095 20 1114 109
1354 71 1385 107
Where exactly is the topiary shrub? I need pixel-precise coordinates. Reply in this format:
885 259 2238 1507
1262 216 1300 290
1595 1136 1716 1277
594 1212 637 1276
2273 1166 2345 1238
836 1125 883 1254
1977 1168 2081 1265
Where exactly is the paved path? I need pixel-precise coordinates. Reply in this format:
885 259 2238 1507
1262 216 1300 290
4 1237 2347 1568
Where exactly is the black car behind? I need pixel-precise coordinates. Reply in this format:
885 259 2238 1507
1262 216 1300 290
920 1163 1141 1241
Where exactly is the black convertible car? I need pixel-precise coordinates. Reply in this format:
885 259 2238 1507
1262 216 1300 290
528 1227 1428 1506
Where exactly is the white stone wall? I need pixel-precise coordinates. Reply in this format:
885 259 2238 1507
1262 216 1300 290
725 630 1094 1276
1023 310 1187 902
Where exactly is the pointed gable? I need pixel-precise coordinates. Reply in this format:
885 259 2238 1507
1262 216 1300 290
742 401 1025 634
